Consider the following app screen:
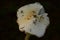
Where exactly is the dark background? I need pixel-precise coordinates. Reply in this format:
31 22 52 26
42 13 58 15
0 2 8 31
0 0 60 40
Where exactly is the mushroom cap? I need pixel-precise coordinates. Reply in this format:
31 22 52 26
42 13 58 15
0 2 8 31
17 2 50 37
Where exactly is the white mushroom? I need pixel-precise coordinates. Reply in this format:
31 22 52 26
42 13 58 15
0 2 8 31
17 2 50 39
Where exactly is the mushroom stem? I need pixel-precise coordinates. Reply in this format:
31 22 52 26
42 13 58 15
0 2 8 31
25 33 31 40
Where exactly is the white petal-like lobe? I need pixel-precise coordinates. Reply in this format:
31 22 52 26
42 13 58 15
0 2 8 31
17 2 50 37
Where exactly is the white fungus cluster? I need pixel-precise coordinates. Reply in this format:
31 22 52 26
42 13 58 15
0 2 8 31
17 2 50 37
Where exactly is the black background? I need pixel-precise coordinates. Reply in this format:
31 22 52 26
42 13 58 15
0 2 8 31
0 0 60 40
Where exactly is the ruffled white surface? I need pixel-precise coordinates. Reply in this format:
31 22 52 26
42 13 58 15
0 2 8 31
17 2 50 37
